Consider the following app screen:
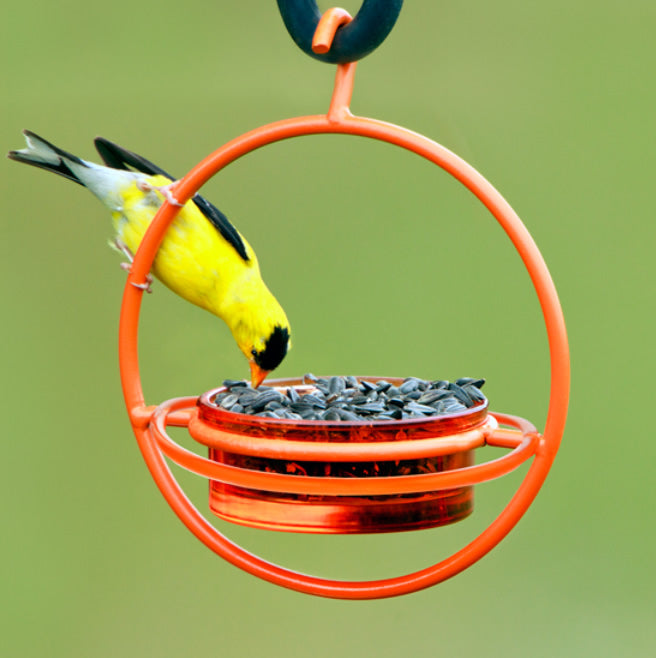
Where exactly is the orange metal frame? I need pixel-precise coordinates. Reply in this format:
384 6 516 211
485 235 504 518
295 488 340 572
118 17 570 598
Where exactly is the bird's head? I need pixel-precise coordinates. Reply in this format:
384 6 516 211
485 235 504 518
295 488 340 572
246 324 291 388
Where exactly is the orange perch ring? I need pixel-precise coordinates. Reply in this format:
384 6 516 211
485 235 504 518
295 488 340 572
118 61 570 599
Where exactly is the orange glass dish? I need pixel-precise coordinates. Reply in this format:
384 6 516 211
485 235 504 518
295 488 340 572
191 377 489 533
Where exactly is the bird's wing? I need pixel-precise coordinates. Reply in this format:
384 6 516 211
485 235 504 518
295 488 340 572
94 137 250 262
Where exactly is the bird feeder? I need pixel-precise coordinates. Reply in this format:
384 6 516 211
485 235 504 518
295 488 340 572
119 3 570 599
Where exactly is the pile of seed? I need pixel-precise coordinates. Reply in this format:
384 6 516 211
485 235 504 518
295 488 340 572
213 375 486 422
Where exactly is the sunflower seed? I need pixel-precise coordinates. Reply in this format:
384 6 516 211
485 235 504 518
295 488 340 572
360 380 377 393
321 408 341 421
456 377 486 389
235 390 259 406
290 400 313 412
250 390 285 411
287 387 300 403
449 383 473 405
430 400 446 414
431 380 449 389
353 402 387 414
417 389 451 405
387 397 405 408
328 376 345 396
379 408 403 420
399 379 420 394
464 385 486 402
219 393 239 409
442 399 468 413
302 394 327 409
223 379 248 389
336 408 363 421
405 402 439 415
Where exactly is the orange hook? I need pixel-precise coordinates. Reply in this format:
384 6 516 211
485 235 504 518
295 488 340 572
312 8 352 54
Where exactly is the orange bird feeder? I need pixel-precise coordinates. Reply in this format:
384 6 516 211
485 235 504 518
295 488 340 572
119 5 570 599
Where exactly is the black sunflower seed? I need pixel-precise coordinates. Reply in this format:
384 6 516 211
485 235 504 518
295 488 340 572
464 385 486 402
336 408 363 421
250 390 285 411
219 393 239 409
329 376 345 396
431 380 449 389
399 379 420 394
456 377 486 389
235 390 260 406
449 384 473 405
302 394 327 409
223 379 248 389
290 400 313 412
354 402 387 414
387 397 405 408
417 389 451 405
321 408 342 421
405 401 439 415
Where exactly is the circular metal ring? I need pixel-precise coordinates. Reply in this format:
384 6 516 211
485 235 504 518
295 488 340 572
118 105 569 597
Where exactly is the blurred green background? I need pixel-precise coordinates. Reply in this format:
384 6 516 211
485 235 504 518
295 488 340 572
2 1 654 655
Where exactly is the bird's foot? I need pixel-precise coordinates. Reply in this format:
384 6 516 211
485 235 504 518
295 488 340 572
114 239 154 293
137 180 184 207
119 262 154 293
130 277 154 293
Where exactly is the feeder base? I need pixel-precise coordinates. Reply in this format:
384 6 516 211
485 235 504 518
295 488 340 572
208 483 474 534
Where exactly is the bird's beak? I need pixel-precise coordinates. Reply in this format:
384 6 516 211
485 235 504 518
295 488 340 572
250 361 270 389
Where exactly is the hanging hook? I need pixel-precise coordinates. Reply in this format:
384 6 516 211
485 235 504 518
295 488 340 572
276 0 403 63
312 7 352 55
312 8 357 121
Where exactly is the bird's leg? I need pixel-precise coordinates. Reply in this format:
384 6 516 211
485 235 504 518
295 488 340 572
137 180 184 207
113 237 135 262
113 238 154 293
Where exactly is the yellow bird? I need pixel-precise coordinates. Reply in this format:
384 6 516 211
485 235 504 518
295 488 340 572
8 130 290 387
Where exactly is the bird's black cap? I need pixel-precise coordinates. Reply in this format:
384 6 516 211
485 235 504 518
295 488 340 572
253 326 290 372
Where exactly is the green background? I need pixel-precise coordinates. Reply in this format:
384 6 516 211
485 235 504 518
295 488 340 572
2 1 654 655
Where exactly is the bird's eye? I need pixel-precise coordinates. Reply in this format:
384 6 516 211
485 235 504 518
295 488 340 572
251 348 257 357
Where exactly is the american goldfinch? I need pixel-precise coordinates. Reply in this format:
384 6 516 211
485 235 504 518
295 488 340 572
8 130 290 387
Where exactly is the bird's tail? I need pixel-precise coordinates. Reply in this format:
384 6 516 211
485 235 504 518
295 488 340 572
7 130 89 186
